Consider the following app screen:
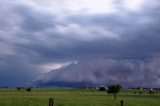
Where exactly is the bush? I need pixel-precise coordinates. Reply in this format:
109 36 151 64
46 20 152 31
26 88 32 92
149 89 154 94
139 91 142 95
16 87 21 91
99 87 106 91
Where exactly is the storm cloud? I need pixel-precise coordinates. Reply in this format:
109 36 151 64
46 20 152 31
0 0 160 87
35 57 160 88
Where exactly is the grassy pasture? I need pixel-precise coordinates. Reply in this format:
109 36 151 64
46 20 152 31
0 88 160 106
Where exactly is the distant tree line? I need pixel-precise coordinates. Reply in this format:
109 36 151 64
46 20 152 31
16 87 32 92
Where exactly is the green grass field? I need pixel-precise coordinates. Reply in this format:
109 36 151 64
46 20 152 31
0 88 160 106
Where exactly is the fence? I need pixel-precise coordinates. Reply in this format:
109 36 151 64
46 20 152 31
48 98 124 106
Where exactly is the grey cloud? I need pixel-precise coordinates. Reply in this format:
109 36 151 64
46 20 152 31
1 0 160 60
0 55 43 86
13 6 56 31
0 0 160 87
35 57 160 87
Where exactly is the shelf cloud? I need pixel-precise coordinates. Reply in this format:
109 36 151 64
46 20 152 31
0 0 160 87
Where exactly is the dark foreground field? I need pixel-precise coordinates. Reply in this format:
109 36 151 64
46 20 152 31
0 88 160 106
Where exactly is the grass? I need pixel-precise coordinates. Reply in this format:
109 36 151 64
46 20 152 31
0 88 160 106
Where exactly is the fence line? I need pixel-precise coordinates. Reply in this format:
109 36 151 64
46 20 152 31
49 98 54 106
48 98 124 106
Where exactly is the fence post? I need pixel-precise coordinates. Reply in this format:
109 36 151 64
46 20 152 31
121 100 124 106
49 98 54 106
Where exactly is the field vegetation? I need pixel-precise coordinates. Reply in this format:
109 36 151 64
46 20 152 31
0 88 160 106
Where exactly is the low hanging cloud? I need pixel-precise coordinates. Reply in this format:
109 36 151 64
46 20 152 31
0 55 43 86
35 57 160 87
0 0 160 87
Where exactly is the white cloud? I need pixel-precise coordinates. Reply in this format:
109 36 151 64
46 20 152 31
121 0 156 11
2 0 158 17
124 0 144 10
30 0 119 15
28 0 157 15
41 62 74 73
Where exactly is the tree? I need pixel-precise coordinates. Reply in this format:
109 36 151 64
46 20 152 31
107 84 122 103
99 87 106 91
26 88 32 92
16 87 21 91
149 89 154 94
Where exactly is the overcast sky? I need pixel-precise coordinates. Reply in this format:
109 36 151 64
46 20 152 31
0 0 160 87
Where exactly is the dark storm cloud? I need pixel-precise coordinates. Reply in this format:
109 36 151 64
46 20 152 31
0 55 43 86
1 0 160 59
12 5 57 31
0 0 160 87
35 57 160 88
65 5 160 58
